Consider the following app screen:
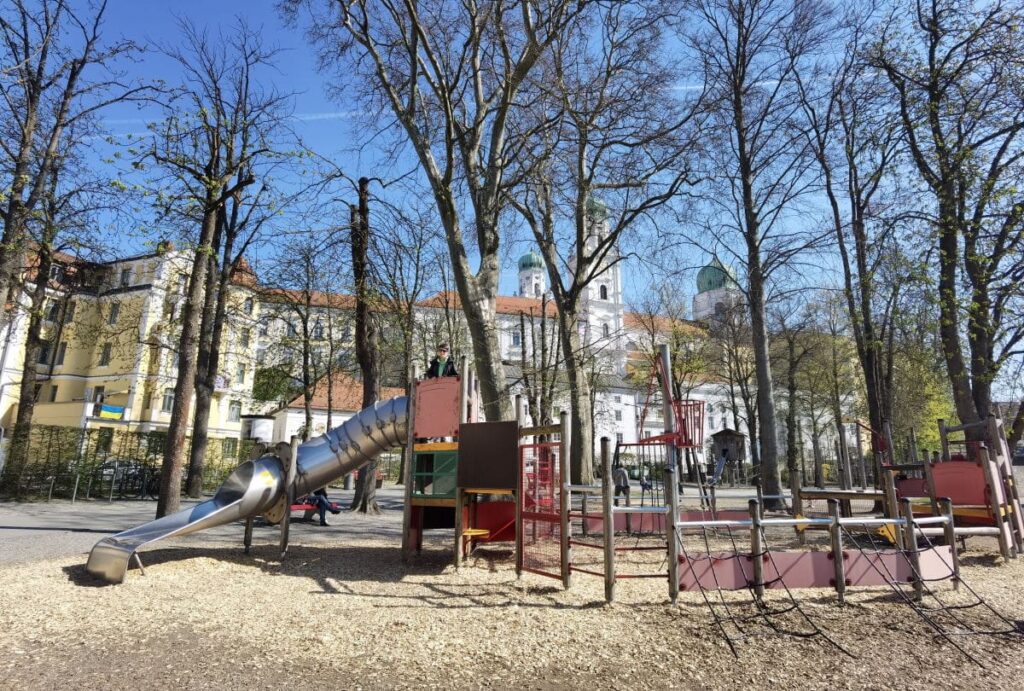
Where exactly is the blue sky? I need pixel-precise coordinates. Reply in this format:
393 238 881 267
87 1 710 306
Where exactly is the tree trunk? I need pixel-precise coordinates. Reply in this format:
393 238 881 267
748 269 781 505
156 203 217 517
0 250 52 494
185 226 223 497
350 179 381 513
786 347 799 484
810 415 824 488
557 304 594 485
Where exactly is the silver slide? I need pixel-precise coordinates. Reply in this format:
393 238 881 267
86 396 409 583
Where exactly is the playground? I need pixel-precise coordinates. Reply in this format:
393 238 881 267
1 488 1024 688
4 351 1024 688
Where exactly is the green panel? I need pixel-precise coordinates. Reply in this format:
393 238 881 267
412 451 458 498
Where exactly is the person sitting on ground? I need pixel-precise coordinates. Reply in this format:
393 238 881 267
303 487 341 526
612 462 630 507
426 342 458 378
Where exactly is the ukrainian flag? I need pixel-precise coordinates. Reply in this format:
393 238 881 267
98 405 124 420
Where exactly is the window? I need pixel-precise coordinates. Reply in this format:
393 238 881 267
599 285 608 300
161 388 175 413
240 329 250 348
614 409 622 422
256 348 266 365
45 300 60 323
37 341 51 364
614 395 621 403
235 364 245 386
64 301 76 323
55 342 66 366
92 386 105 403
99 343 112 366
33 383 42 401
602 323 610 338
615 432 624 444
511 331 522 347
708 403 714 415
286 321 298 338
49 385 58 403
533 282 540 297
108 301 120 325
228 400 242 422
222 437 239 457
243 297 254 315
258 317 269 336
49 264 64 281
721 417 726 430
312 320 324 340
120 268 131 287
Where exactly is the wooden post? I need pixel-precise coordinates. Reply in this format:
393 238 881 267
559 410 571 589
979 445 1014 561
938 419 950 461
856 420 867 488
939 497 959 591
900 498 923 601
749 499 764 600
601 437 615 603
659 345 681 603
837 422 853 490
828 499 845 604
454 486 464 569
401 385 418 562
279 435 299 561
514 393 524 578
666 452 681 603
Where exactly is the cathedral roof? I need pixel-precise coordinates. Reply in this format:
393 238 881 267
518 250 545 272
696 258 737 293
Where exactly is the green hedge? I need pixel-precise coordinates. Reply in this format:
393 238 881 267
0 424 255 501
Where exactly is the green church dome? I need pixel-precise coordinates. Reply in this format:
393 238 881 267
586 195 608 221
518 250 545 272
696 258 736 293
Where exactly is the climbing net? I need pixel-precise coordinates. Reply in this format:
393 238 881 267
840 521 1022 666
676 524 851 658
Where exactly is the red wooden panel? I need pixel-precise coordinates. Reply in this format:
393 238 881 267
413 377 462 438
930 462 988 506
895 477 929 498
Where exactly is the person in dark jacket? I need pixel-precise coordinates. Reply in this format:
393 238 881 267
302 487 340 526
426 343 458 378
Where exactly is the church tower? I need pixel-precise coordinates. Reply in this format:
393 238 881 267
518 250 546 298
693 257 742 321
575 197 625 369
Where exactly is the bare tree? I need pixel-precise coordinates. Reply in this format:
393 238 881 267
795 6 905 456
349 178 380 513
683 0 830 505
869 1 1024 434
285 0 593 422
508 2 701 483
0 0 147 314
0 161 113 492
148 21 290 517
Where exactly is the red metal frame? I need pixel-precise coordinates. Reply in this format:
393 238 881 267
518 441 562 580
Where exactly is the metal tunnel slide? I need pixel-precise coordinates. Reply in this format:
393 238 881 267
85 396 409 583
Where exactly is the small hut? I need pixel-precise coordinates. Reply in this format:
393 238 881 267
710 428 747 486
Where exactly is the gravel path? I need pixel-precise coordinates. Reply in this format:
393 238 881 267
2 486 1024 689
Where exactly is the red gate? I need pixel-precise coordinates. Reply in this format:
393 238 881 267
518 442 563 580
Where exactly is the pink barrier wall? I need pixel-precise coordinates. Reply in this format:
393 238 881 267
678 545 954 591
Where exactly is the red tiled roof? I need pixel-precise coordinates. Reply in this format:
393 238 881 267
259 287 357 309
286 371 404 412
417 291 559 317
623 311 704 335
